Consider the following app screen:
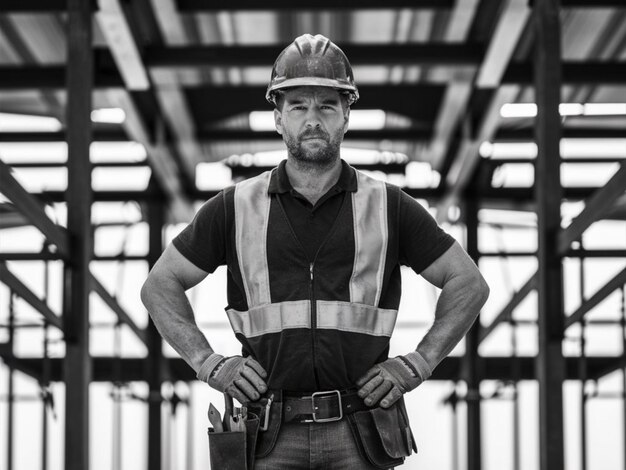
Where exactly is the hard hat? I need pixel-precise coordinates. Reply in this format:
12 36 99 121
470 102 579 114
266 34 359 106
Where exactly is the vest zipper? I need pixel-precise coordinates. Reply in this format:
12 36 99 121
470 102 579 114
275 192 350 390
309 261 321 388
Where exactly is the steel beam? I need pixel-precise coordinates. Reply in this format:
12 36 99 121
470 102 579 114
496 127 626 140
503 61 626 85
104 89 194 222
534 2 566 468
463 198 482 470
199 128 432 142
0 262 63 330
478 249 626 258
177 0 455 9
30 185 605 204
63 2 93 469
1 355 620 382
1 62 622 88
145 43 483 67
436 85 520 222
0 161 70 258
90 275 148 346
146 197 165 470
557 161 626 255
479 274 537 344
0 65 123 90
3 0 623 12
565 268 626 329
0 130 127 142
0 343 42 381
588 356 626 382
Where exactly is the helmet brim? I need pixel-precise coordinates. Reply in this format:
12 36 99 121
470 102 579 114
266 77 359 105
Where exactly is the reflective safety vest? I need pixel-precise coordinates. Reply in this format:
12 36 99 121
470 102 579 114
222 166 403 391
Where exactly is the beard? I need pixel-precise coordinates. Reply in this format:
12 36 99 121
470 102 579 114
284 127 343 168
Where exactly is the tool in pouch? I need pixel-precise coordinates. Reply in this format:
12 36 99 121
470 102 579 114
207 393 261 469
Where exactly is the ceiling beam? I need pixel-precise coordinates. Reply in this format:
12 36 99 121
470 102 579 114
503 61 626 85
199 129 432 141
145 43 484 67
476 0 531 88
176 0 455 10
2 0 624 12
0 262 63 330
427 0 530 172
436 85 520 221
95 0 202 188
495 127 626 140
103 89 194 222
1 61 622 90
136 1 206 179
0 130 126 142
96 0 150 90
4 126 623 145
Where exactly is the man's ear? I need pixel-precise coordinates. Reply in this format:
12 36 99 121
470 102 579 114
343 108 350 135
274 109 283 135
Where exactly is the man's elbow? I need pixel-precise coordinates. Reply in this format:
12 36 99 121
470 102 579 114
472 271 490 308
140 276 153 309
140 271 161 310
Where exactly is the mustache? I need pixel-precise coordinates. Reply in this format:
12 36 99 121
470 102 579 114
299 129 329 140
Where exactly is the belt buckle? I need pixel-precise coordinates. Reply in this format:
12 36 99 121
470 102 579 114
311 390 343 423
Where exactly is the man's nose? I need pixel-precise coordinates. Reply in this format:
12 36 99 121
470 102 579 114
304 108 322 128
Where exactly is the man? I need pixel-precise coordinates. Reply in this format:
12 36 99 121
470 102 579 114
141 34 489 469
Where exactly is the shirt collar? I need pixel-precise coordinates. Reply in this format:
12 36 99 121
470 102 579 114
268 159 358 194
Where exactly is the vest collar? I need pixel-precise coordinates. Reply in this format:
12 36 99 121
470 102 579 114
268 159 358 195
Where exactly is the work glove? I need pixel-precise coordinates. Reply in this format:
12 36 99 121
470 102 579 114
356 351 432 409
197 353 268 404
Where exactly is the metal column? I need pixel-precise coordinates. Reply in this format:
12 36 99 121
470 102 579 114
533 1 566 469
146 196 165 470
63 1 93 469
464 197 482 470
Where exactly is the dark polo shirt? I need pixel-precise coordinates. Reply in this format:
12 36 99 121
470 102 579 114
174 159 453 277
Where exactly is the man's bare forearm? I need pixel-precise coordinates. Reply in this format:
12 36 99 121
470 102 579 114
141 273 214 372
416 273 489 369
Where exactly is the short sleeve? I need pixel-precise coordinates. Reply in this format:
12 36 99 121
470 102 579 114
172 192 226 273
398 190 455 274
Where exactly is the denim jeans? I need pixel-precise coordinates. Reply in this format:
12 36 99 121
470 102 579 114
254 419 394 469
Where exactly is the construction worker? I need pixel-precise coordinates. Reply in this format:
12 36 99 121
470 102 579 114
141 34 489 469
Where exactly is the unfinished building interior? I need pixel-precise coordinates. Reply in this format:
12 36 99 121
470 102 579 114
1 1 625 469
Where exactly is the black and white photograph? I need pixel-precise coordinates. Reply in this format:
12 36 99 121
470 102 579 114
1 1 625 469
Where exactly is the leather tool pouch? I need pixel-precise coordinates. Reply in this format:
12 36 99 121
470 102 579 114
207 414 260 470
348 398 417 469
251 399 283 458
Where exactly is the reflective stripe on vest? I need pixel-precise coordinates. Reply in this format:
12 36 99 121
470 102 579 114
227 300 310 338
350 171 388 306
234 171 273 307
317 301 397 337
227 301 397 338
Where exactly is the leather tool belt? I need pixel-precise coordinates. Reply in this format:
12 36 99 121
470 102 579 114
282 389 369 423
217 389 418 469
